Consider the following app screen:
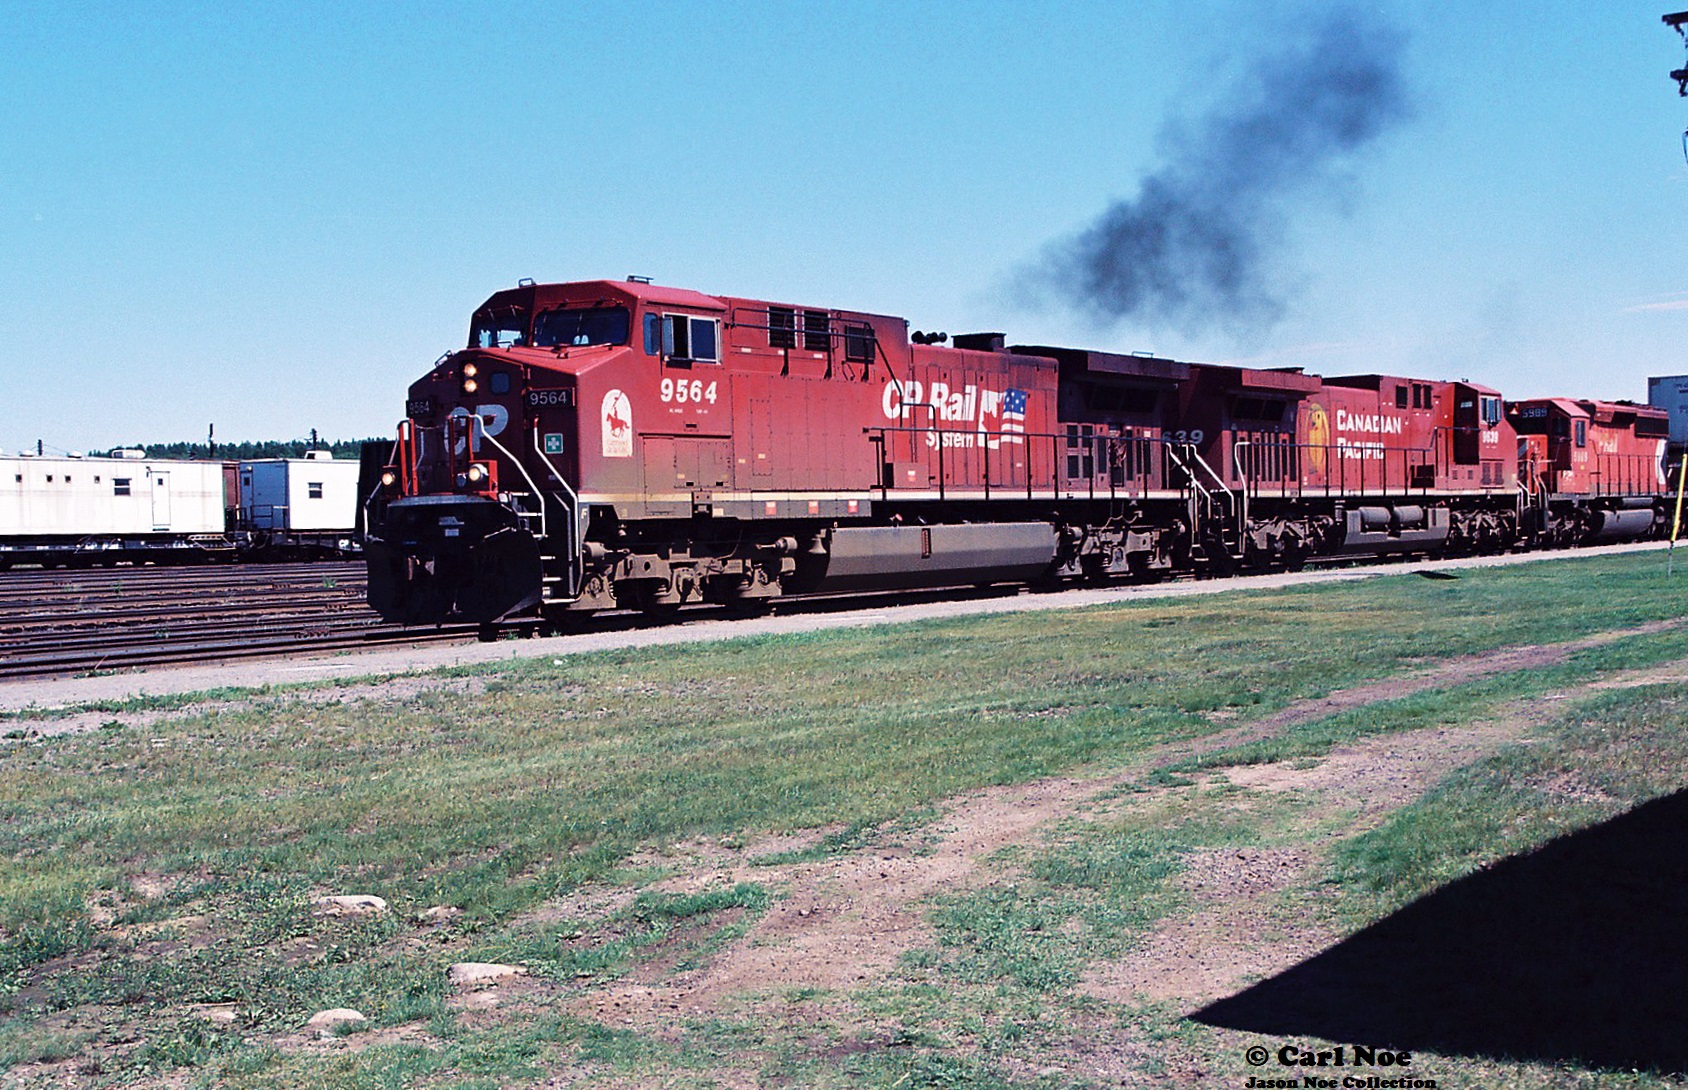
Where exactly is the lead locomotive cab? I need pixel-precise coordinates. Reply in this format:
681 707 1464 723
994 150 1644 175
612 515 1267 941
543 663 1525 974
365 279 794 626
365 281 619 625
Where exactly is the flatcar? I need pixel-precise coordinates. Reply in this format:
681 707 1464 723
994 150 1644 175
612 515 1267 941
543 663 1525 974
362 278 1674 626
0 451 361 568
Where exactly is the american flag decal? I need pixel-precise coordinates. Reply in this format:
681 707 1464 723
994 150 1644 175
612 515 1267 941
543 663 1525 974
1001 388 1027 443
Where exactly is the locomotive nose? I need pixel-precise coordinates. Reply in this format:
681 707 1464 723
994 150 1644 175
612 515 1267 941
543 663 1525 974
365 497 543 624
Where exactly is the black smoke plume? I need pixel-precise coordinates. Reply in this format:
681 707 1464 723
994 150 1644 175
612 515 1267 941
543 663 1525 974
1027 8 1412 333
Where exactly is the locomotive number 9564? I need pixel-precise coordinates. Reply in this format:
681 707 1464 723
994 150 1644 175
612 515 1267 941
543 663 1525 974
660 378 719 405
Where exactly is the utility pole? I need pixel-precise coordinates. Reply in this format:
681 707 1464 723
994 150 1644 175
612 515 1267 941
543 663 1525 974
1669 11 1688 94
1662 13 1688 573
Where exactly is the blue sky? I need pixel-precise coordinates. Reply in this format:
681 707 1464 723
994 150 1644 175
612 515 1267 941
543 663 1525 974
4 1 1687 452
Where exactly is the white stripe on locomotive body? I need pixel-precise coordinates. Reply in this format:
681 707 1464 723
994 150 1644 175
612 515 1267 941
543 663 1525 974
575 490 1195 506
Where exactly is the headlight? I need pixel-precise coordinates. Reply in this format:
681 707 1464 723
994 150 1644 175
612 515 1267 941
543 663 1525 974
462 378 479 394
380 470 397 487
462 362 478 378
466 464 487 483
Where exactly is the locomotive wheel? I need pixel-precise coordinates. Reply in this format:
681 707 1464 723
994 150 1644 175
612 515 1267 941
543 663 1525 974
539 611 595 635
723 596 775 618
1125 552 1165 583
628 581 681 617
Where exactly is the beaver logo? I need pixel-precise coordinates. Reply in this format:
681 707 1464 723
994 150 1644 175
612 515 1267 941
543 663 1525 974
601 389 632 458
1306 403 1330 476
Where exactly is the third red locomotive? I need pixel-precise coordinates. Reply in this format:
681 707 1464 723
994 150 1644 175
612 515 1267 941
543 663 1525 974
363 278 1671 626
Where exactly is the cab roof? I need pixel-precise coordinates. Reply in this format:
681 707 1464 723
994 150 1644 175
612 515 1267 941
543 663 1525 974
475 279 728 315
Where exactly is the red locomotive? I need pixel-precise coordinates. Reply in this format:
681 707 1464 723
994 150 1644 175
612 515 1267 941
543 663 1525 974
363 278 1672 626
1508 397 1671 543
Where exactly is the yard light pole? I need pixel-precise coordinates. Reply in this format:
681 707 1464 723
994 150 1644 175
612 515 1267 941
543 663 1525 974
1664 13 1688 575
1670 457 1687 575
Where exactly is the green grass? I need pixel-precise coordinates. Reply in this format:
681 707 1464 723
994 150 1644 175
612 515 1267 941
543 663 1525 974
471 882 769 984
1169 624 1688 772
1 550 1686 1086
921 789 1314 993
1330 682 1688 918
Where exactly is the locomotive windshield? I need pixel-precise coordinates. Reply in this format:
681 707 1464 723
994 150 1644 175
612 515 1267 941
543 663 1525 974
533 306 631 349
473 307 528 348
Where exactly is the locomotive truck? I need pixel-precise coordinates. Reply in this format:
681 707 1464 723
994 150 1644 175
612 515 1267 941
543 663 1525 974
363 278 1671 626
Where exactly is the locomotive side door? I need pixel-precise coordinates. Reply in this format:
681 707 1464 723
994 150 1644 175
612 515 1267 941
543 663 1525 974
1453 385 1480 466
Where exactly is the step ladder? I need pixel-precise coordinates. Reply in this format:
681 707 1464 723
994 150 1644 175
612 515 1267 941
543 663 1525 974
1167 443 1244 565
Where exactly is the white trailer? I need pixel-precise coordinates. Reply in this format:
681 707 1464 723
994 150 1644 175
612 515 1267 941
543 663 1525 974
238 452 359 556
0 454 230 567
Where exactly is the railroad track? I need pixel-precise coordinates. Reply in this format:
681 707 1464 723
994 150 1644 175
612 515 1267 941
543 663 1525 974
0 562 482 679
1 544 1658 683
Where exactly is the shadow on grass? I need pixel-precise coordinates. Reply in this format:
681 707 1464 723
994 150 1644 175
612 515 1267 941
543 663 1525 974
1193 789 1688 1075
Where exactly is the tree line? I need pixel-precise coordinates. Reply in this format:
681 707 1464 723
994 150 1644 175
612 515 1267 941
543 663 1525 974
115 439 383 461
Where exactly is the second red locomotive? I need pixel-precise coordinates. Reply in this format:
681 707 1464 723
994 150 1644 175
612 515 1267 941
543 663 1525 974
364 278 1671 626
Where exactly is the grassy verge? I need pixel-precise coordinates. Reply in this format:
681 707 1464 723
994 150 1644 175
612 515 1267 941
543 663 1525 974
0 550 1684 1086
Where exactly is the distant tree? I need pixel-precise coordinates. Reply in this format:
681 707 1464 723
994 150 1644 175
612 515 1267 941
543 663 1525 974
106 439 383 461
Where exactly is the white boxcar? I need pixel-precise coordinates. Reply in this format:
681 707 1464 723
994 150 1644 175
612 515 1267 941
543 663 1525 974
238 453 359 533
0 454 225 538
0 454 229 566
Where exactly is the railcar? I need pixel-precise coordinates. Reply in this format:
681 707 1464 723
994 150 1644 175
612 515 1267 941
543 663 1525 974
0 451 361 568
1186 370 1521 563
1507 397 1670 544
363 278 1674 627
237 454 362 558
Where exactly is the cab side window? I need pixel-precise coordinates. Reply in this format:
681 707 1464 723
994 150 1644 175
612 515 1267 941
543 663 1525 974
661 315 719 366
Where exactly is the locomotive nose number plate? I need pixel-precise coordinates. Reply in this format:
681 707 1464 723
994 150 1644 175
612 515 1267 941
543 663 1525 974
525 389 574 408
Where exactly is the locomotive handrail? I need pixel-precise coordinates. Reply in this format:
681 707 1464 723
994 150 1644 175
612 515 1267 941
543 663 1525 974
465 416 549 542
399 419 420 496
1192 443 1240 550
863 424 1067 501
1179 442 1237 522
1163 443 1217 536
1231 439 1253 531
872 332 917 399
1516 476 1540 521
362 419 413 534
735 305 890 383
530 427 584 601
